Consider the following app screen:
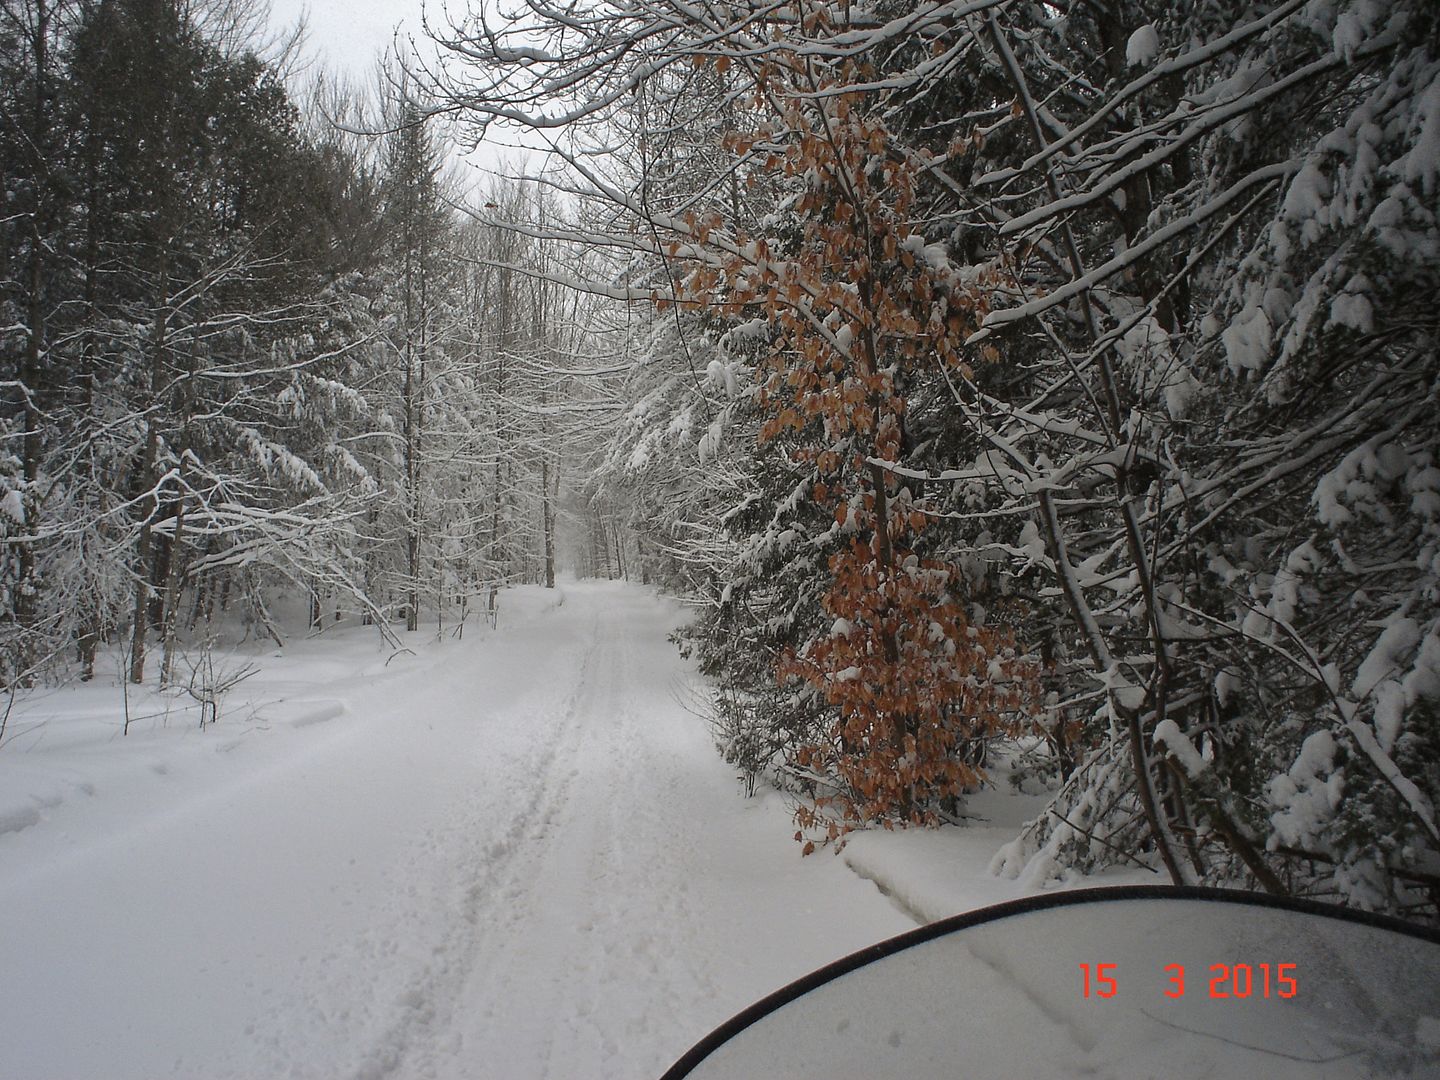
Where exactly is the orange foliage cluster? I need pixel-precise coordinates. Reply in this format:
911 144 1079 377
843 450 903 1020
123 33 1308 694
679 46 1037 844
787 541 1035 845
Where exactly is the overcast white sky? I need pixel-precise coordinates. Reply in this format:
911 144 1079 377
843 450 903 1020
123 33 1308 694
265 0 549 179
269 0 425 87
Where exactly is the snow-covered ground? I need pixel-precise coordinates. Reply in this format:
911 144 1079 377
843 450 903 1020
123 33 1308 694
0 580 1138 1080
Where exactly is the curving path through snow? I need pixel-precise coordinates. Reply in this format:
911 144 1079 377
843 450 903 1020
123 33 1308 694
0 582 912 1080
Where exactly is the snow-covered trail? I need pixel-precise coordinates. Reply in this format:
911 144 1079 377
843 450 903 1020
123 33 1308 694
0 582 912 1080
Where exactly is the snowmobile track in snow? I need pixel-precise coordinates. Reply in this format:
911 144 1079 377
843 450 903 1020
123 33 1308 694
0 583 915 1080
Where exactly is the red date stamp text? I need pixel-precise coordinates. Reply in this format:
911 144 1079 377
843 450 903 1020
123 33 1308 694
1079 962 1298 999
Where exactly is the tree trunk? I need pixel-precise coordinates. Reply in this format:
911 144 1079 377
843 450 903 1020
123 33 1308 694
11 0 54 689
542 457 556 588
159 475 188 688
128 449 157 685
77 629 99 682
403 276 420 632
130 252 169 685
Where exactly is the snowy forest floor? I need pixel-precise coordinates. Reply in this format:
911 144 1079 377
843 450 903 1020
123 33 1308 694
0 580 1148 1080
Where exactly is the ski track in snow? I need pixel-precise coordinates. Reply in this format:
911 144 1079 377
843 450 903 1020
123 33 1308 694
0 583 914 1080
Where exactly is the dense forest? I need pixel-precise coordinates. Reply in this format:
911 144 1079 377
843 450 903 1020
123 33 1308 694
0 0 614 688
4 0 1438 923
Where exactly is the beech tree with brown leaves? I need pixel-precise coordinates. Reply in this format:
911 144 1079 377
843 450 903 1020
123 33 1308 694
684 56 1038 839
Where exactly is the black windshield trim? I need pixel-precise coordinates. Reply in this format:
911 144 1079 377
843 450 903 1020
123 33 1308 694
658 884 1440 1079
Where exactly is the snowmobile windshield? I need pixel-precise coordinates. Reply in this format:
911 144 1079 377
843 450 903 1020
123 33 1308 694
660 885 1440 1080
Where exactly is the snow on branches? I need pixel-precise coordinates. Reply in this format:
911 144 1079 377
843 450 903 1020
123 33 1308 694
417 0 1440 918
